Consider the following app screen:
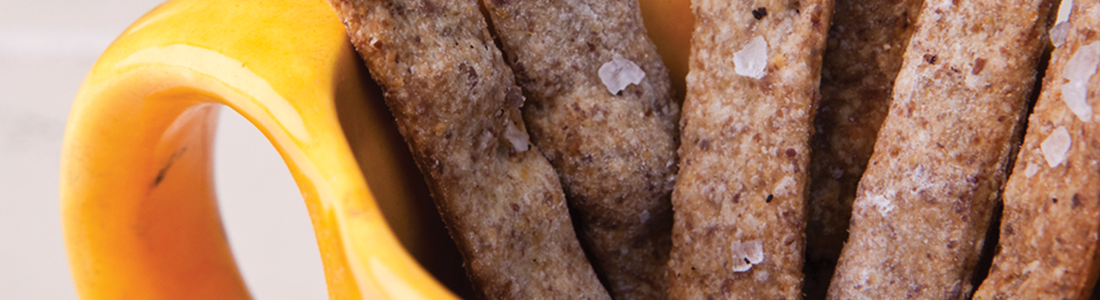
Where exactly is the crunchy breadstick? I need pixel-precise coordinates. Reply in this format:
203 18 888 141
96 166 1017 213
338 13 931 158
803 0 923 297
478 0 680 298
827 0 1058 298
667 0 832 298
974 2 1100 299
327 1 611 299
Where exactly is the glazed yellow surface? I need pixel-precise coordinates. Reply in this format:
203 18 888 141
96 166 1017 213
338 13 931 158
60 0 456 298
639 0 694 100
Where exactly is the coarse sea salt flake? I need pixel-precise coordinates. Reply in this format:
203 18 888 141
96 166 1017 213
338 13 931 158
1041 126 1072 168
1051 22 1071 47
730 240 764 272
1064 42 1100 82
1062 81 1092 121
503 122 530 152
734 35 768 79
1061 42 1100 121
599 56 646 95
1024 162 1040 178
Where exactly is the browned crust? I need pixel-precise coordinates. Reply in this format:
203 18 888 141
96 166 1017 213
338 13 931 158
973 2 1100 299
327 1 610 299
667 0 832 298
826 0 1058 298
478 0 680 298
802 0 924 298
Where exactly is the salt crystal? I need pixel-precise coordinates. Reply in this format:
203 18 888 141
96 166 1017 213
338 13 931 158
731 261 752 272
1062 81 1092 121
503 122 530 152
1041 126 1072 168
598 56 646 95
730 240 764 272
1024 162 1040 178
734 36 768 79
1064 42 1100 82
1061 42 1100 121
1051 22 1071 47
744 241 764 264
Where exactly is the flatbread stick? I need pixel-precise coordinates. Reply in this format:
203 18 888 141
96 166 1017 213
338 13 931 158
327 1 611 299
802 0 924 297
974 2 1100 299
667 0 832 298
827 0 1058 298
478 0 680 298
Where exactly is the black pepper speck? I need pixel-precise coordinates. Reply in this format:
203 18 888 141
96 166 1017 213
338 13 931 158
753 7 768 20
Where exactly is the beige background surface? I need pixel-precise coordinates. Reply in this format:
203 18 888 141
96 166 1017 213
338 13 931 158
1 0 327 299
0 0 1076 299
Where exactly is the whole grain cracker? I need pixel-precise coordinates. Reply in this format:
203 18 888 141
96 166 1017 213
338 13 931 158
802 0 924 298
478 0 680 298
974 1 1100 298
667 0 832 298
826 0 1058 298
327 1 610 298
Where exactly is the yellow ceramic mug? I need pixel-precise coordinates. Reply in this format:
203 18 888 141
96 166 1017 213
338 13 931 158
60 0 690 299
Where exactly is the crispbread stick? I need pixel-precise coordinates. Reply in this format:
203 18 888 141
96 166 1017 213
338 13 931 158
827 0 1058 298
667 0 832 298
477 0 680 298
803 0 923 297
974 2 1100 299
327 1 611 299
